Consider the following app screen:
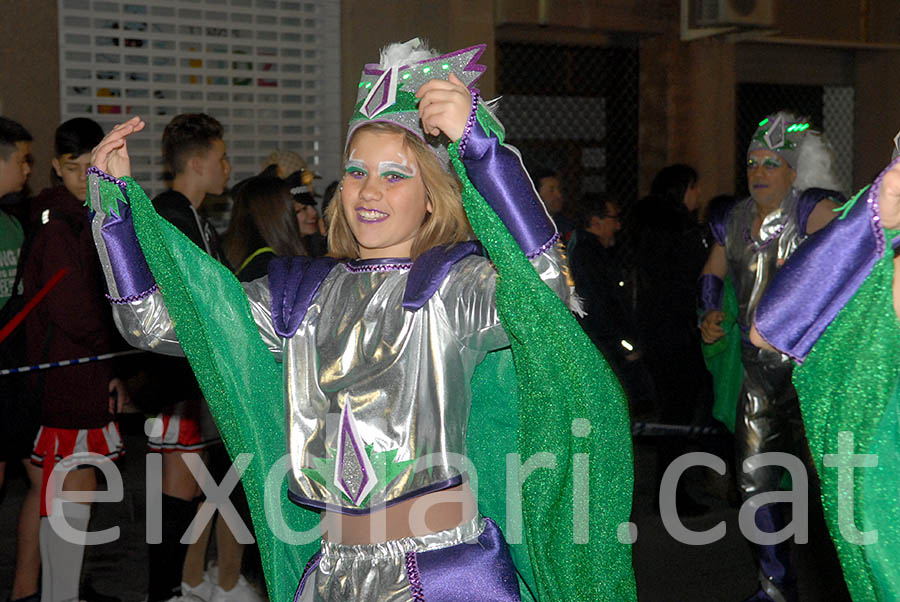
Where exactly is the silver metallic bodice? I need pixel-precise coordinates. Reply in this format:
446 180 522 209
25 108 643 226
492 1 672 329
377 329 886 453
108 248 568 513
724 189 806 334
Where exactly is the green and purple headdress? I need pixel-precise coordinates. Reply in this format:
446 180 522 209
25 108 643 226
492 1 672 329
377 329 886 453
747 111 812 168
347 38 486 169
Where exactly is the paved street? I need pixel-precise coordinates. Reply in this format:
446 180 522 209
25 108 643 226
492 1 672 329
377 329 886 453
0 416 851 601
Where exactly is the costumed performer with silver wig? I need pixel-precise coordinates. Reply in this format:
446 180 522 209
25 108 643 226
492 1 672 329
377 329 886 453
699 111 844 602
83 39 636 601
748 134 900 601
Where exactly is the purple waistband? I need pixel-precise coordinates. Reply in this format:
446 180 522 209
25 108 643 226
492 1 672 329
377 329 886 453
287 474 466 516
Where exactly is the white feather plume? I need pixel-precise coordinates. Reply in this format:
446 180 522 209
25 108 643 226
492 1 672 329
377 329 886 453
378 38 438 69
794 132 842 193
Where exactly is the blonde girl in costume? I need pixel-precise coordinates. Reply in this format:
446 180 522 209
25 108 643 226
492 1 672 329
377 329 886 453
86 39 636 601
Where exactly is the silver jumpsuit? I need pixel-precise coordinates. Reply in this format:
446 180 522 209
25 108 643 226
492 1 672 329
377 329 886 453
723 189 809 499
105 251 567 511
101 244 568 601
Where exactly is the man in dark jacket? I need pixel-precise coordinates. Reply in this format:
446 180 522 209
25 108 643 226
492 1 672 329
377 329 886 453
568 194 652 412
145 114 260 602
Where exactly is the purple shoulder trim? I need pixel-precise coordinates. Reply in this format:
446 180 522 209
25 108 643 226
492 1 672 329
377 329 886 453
287 474 466 516
402 241 482 310
708 197 735 246
796 187 845 235
755 176 886 363
268 256 338 338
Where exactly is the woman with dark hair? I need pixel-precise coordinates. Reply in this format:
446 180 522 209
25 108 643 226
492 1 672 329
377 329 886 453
650 163 700 213
283 169 328 257
223 175 307 281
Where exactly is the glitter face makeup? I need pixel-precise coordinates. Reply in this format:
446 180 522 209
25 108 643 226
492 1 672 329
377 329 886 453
747 149 796 210
341 130 431 259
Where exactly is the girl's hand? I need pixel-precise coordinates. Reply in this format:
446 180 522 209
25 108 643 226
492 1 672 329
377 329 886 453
91 116 146 179
416 73 472 143
879 160 900 230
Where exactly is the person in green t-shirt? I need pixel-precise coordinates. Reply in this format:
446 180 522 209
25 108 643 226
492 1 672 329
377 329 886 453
0 115 37 602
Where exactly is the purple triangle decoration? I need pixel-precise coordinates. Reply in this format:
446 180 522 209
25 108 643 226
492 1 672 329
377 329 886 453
334 402 377 505
362 66 397 119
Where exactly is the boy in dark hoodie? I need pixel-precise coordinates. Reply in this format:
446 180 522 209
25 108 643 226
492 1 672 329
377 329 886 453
24 117 128 602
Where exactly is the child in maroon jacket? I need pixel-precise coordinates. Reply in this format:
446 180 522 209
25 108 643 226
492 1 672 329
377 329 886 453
24 117 128 602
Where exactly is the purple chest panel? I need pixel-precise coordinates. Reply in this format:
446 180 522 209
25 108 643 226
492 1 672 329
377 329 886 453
268 243 482 338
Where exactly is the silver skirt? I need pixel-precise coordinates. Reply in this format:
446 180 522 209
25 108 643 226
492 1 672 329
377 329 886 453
296 517 486 602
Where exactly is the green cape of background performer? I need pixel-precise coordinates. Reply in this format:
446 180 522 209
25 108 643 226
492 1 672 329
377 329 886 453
702 275 741 433
95 134 636 600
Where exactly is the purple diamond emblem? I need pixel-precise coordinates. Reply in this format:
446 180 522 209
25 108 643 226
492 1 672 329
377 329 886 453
362 67 397 119
334 403 377 505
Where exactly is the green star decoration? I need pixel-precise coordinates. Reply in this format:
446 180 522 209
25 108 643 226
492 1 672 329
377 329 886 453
300 445 417 507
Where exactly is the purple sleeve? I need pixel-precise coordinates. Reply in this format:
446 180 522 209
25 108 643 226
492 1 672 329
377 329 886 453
755 179 887 363
460 113 557 258
795 187 844 235
708 200 733 247
87 170 157 300
698 273 724 314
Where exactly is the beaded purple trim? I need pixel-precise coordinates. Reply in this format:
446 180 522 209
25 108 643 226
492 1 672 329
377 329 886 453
105 283 159 304
456 89 480 159
405 550 426 602
343 261 413 274
526 231 560 259
87 166 128 193
865 155 900 257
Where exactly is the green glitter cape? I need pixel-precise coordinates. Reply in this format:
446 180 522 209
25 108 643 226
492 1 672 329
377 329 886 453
108 139 636 600
792 220 900 601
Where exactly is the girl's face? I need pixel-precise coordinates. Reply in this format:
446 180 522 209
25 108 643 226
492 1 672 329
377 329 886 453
341 130 430 259
294 202 319 235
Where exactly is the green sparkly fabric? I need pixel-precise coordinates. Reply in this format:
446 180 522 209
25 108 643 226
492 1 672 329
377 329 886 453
793 229 900 601
702 276 741 433
115 141 636 601
450 141 636 601
121 178 319 602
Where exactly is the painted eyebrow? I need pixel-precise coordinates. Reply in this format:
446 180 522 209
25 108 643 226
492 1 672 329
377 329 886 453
379 152 417 177
378 161 415 175
344 158 367 171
